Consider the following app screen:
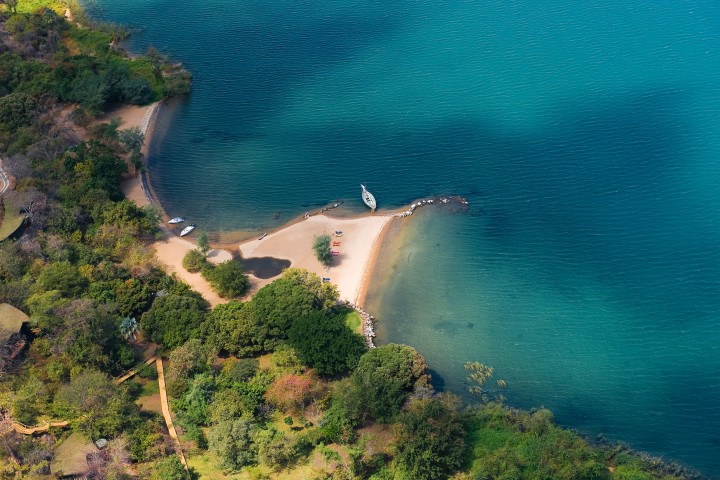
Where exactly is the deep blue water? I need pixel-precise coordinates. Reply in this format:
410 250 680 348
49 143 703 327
92 0 720 475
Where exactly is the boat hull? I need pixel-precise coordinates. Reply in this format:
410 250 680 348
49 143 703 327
361 184 377 210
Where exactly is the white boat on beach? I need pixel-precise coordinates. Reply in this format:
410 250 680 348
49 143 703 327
180 224 196 237
168 217 185 224
361 184 376 211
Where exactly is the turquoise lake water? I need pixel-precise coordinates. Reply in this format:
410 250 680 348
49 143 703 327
91 0 720 475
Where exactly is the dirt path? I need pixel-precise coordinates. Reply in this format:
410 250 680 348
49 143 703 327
156 358 188 470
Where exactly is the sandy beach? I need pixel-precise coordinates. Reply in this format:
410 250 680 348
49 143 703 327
106 103 160 209
240 214 394 305
107 102 396 310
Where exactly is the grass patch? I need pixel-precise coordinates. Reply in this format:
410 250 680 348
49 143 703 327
345 311 362 335
51 432 96 476
0 208 25 241
65 24 113 55
139 379 159 396
186 453 244 479
16 0 66 14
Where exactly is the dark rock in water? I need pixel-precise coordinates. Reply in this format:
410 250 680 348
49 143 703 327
466 322 474 328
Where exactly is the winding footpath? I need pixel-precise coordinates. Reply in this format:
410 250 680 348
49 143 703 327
0 158 9 197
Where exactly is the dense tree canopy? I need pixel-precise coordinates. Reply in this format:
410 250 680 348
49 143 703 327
202 301 266 356
252 268 338 342
348 343 430 423
392 395 466 480
287 310 367 376
140 292 208 348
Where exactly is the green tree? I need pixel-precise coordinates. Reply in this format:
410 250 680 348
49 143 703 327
197 231 210 256
218 357 259 386
118 127 144 170
202 301 266 356
165 339 215 397
182 249 206 273
11 376 49 425
53 369 135 438
348 344 431 423
150 456 190 480
119 316 139 340
0 240 28 280
255 429 307 470
251 268 338 343
391 395 466 480
208 418 259 471
313 233 332 266
141 292 208 348
201 260 248 298
175 373 215 427
34 261 87 297
287 310 367 376
115 278 152 317
0 92 36 128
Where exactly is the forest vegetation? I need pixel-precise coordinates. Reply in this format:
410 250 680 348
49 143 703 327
0 3 700 479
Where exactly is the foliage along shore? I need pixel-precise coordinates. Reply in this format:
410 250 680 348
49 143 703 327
0 3 706 479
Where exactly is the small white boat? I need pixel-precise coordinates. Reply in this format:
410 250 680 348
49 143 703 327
168 217 185 224
180 224 196 237
361 184 377 211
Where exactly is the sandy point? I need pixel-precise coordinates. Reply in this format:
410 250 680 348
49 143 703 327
240 214 394 306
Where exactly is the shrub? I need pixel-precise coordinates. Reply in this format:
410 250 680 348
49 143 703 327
201 260 248 298
182 249 206 273
312 234 332 266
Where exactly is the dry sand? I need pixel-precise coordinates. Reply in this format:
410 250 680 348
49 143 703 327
106 103 162 209
153 236 226 307
97 104 150 132
240 214 394 306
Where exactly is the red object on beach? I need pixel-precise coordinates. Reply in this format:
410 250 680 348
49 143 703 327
333 241 341 246
331 251 340 256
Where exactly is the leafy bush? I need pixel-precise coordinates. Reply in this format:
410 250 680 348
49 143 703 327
391 395 466 480
201 260 249 298
313 234 332 266
208 418 259 471
182 249 206 273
